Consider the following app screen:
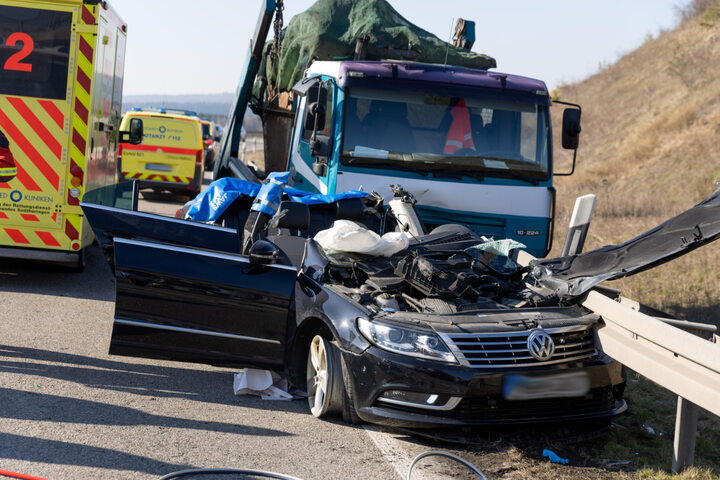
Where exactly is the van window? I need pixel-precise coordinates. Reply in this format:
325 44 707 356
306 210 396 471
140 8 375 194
138 117 201 149
0 6 72 100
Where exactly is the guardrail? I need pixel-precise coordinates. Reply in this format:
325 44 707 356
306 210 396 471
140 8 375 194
581 291 720 472
515 244 720 473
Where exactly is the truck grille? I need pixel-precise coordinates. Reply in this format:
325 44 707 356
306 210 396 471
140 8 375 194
442 326 596 368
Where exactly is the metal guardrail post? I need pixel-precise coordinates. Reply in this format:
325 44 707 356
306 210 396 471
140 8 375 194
673 396 699 473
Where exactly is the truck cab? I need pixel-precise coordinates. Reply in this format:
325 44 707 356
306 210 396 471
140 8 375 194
287 60 561 257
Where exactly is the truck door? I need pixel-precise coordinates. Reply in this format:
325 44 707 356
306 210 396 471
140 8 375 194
288 78 336 195
80 185 296 369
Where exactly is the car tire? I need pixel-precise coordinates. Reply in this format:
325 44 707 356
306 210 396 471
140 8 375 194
306 335 344 418
340 354 363 425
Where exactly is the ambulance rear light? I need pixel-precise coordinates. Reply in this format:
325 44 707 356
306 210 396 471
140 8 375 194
70 188 81 199
70 176 82 188
196 151 203 166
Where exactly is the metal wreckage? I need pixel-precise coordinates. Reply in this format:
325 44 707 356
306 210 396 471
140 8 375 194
81 174 720 428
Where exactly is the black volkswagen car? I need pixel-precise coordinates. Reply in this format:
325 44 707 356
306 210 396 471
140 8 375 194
80 181 720 428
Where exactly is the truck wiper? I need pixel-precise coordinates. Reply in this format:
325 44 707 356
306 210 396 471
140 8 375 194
344 157 430 176
429 169 485 181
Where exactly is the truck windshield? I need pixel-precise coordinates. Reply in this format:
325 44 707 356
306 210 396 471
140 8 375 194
342 87 550 180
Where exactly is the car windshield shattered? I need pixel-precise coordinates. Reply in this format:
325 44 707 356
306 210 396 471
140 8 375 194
80 176 720 429
342 87 550 179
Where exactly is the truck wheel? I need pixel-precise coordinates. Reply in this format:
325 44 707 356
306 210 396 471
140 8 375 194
306 335 344 418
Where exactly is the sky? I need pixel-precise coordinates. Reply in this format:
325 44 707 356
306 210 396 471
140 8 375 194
117 0 683 96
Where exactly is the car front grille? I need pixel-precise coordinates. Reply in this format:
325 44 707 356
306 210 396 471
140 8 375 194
377 387 617 422
442 326 596 368
447 387 616 420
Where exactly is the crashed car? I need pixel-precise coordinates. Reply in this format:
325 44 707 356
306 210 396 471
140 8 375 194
79 175 720 428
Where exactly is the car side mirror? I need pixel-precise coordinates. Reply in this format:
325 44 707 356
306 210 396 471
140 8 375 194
119 118 144 145
561 107 581 150
248 239 280 265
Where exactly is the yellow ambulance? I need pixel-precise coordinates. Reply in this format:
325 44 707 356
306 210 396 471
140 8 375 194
0 0 128 270
118 108 204 196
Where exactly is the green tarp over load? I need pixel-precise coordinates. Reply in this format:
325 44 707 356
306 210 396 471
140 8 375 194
259 0 497 96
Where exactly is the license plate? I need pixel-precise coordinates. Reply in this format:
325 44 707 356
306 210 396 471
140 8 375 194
502 371 590 400
145 163 172 172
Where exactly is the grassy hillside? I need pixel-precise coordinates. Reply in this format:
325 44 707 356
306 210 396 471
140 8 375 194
549 1 720 326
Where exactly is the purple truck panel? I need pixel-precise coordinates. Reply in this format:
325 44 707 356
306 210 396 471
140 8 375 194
337 61 548 96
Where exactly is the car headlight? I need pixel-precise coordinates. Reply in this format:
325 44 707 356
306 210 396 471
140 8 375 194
357 318 458 364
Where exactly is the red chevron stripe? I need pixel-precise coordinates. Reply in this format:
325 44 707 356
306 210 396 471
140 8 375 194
38 100 64 129
79 36 93 63
7 97 62 161
5 228 29 244
74 97 89 124
82 5 95 25
36 231 61 247
0 109 50 191
0 212 7 219
77 68 91 94
51 212 57 222
72 129 86 155
20 214 39 222
173 176 182 183
65 220 79 241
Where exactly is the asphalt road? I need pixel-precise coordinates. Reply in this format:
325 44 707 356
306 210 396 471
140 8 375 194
0 173 494 480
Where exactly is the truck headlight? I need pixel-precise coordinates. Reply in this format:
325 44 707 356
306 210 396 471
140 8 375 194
357 318 458 364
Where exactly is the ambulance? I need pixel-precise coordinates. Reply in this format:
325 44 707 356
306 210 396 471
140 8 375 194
199 118 215 168
118 108 204 197
0 0 129 270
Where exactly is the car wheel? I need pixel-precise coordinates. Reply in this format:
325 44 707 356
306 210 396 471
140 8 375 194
306 335 344 418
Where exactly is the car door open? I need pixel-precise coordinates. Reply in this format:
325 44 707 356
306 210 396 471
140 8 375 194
81 183 297 369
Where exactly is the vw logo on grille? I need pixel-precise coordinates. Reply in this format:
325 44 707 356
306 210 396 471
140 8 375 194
527 329 555 361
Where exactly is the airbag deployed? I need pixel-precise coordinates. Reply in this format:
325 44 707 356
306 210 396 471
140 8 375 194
314 220 409 256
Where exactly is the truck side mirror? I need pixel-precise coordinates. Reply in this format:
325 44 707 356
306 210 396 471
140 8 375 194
304 85 327 132
561 108 581 150
119 118 144 145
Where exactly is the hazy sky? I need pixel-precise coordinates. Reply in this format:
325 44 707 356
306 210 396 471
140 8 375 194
118 0 682 96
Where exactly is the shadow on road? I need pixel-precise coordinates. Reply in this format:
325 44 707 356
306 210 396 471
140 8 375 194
0 386 293 437
0 344 309 414
0 244 114 301
0 432 193 476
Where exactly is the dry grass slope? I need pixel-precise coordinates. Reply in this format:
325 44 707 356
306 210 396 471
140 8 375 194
550 2 720 326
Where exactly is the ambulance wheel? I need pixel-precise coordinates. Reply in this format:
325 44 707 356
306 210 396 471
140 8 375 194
71 248 86 273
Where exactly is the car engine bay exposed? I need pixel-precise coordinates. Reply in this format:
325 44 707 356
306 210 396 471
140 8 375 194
321 224 562 317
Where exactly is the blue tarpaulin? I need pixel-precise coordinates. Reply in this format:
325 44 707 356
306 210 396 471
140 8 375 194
186 173 368 223
250 171 291 216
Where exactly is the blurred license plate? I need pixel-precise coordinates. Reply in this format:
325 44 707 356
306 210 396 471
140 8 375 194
146 163 172 172
503 372 590 400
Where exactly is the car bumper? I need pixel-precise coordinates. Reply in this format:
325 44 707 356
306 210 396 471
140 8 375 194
342 346 627 428
119 164 203 193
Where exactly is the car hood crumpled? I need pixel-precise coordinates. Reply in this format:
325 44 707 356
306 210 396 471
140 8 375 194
529 187 720 299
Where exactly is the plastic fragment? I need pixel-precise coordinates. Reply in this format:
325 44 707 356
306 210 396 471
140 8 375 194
542 449 568 465
641 424 656 435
